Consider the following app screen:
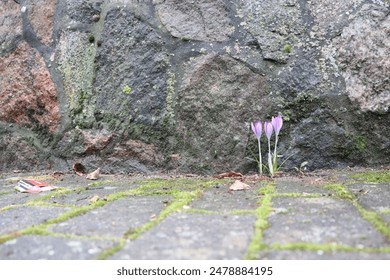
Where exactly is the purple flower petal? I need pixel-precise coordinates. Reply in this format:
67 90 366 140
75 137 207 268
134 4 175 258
264 121 273 140
251 121 262 139
272 114 283 136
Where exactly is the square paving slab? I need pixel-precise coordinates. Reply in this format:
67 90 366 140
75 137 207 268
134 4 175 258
0 235 116 260
0 192 37 209
0 206 70 235
191 185 260 212
347 183 390 212
50 196 168 238
264 197 390 248
274 177 332 195
111 213 256 260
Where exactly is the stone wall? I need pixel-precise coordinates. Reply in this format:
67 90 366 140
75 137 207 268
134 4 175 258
0 0 389 174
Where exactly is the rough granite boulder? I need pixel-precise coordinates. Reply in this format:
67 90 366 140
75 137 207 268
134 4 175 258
175 53 269 172
0 42 60 133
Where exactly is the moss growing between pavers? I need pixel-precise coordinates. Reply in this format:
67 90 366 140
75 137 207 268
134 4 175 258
274 193 323 198
44 201 107 225
85 180 114 189
380 209 390 215
0 232 22 245
245 183 275 259
0 191 12 195
136 178 227 193
323 184 355 200
20 225 52 236
322 183 390 241
98 190 203 259
124 191 200 240
96 239 127 260
184 209 257 215
30 188 76 203
26 200 75 208
0 178 233 252
184 209 220 215
351 170 390 183
228 209 257 215
271 242 390 254
353 202 390 241
271 242 354 252
0 205 21 213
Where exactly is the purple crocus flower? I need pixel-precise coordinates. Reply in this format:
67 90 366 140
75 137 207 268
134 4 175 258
251 121 262 139
264 121 274 176
264 121 273 140
272 114 283 137
251 121 263 175
271 114 283 164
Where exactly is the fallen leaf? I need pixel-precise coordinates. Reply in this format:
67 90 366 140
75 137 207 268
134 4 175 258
89 195 100 204
73 162 86 176
52 171 65 177
215 171 243 179
150 214 157 220
229 180 251 191
170 154 181 161
86 168 100 180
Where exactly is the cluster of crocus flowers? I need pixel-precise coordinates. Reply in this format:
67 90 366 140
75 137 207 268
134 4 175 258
251 114 283 176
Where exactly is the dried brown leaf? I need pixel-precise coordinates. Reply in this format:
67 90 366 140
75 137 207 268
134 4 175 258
73 162 86 176
89 195 100 204
215 171 243 179
229 180 251 191
52 171 65 177
86 168 100 180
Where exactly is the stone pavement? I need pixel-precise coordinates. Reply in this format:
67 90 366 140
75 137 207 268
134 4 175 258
0 168 389 260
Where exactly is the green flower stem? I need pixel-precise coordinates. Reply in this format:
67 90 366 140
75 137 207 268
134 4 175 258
258 138 263 176
267 138 273 176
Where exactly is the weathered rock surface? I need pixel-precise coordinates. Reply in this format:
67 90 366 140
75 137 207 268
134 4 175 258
175 53 269 172
27 0 57 46
155 0 234 41
0 0 389 174
0 42 60 133
0 0 22 55
331 4 390 113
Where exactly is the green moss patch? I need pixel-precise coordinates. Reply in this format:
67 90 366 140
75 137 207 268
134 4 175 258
323 184 355 200
323 183 390 241
0 232 22 245
0 205 20 213
353 202 390 241
136 177 226 193
351 170 390 183
271 242 390 254
96 239 126 260
125 191 200 240
274 193 322 198
0 191 12 195
245 183 275 259
380 209 390 215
